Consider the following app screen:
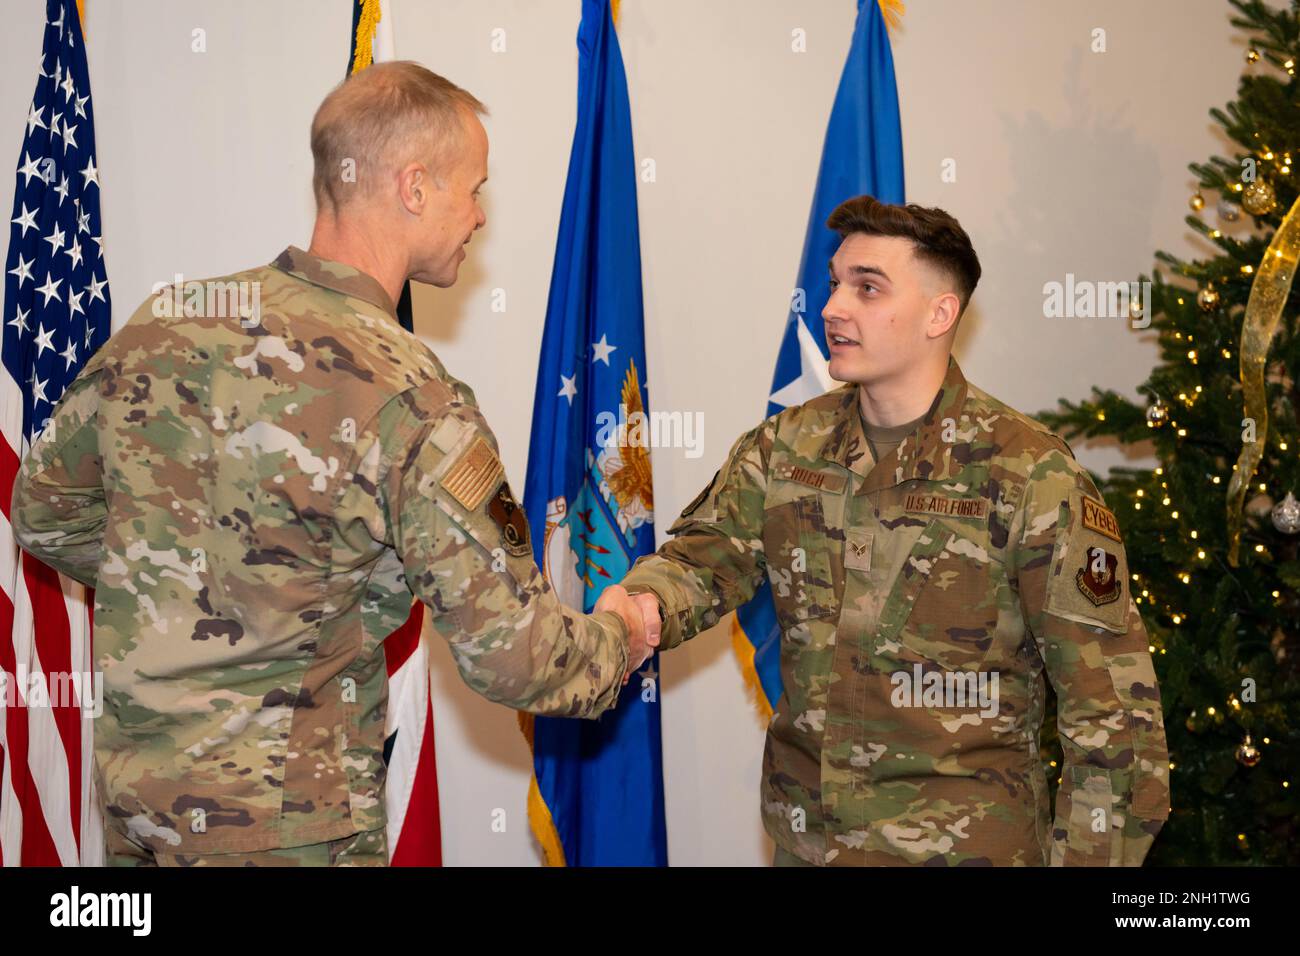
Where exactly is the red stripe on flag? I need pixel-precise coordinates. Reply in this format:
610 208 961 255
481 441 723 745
23 557 81 852
385 602 424 676
388 688 442 867
0 569 62 867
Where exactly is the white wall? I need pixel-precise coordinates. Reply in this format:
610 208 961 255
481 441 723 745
1 0 1248 865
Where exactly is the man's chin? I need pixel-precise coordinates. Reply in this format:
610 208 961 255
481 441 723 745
827 356 869 385
413 267 457 289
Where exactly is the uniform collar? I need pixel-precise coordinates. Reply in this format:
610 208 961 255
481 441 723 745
271 245 398 319
819 356 970 493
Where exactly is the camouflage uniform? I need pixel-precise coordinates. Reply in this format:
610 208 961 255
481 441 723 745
10 246 630 859
104 820 387 867
622 357 1170 866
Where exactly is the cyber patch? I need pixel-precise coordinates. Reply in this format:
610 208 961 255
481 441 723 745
1075 546 1120 606
442 436 504 511
1080 495 1122 543
488 481 532 556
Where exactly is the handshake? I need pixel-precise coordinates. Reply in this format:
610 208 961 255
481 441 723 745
594 585 662 683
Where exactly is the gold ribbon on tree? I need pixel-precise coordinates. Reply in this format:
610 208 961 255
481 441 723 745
1226 192 1300 565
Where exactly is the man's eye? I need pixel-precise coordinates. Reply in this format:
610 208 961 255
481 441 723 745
861 283 876 294
829 280 839 291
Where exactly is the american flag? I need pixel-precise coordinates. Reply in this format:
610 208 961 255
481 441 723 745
346 0 444 866
1 0 109 867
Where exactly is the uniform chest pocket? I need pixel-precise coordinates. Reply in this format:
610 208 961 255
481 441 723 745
762 492 840 623
883 517 1004 671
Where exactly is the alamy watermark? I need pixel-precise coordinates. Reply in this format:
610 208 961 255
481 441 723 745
1042 275 1152 329
595 403 705 459
0 666 103 718
890 664 999 718
151 273 261 327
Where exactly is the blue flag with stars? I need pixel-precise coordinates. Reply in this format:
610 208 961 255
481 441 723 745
4 0 111 448
734 0 905 713
521 0 667 866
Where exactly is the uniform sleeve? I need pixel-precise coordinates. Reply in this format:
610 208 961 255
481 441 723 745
382 394 629 719
1010 447 1171 866
619 421 770 650
9 358 108 588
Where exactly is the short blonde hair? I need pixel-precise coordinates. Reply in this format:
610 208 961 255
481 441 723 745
310 61 487 213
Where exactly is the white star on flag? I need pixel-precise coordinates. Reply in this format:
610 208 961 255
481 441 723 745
12 203 37 236
33 322 56 356
769 315 836 409
558 373 578 405
591 333 617 365
9 252 35 286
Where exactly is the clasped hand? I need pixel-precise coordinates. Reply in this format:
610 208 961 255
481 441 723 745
594 585 661 684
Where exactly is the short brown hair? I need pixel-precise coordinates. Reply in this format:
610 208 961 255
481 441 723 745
310 61 488 213
827 196 981 313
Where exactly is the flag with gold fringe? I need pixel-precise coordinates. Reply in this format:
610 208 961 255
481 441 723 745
731 0 907 720
520 0 667 866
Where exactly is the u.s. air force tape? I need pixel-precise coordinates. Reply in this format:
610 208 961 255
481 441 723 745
441 436 504 512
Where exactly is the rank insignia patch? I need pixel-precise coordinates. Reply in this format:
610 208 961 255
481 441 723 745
845 531 872 571
1076 546 1120 606
1080 496 1122 543
488 481 532 556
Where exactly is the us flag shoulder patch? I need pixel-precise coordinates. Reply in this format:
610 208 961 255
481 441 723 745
441 435 503 511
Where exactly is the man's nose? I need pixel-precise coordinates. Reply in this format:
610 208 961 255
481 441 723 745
822 289 845 323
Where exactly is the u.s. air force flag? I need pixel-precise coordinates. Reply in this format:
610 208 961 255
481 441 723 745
732 0 907 717
519 0 667 867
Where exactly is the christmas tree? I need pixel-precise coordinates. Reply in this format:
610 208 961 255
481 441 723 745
1041 0 1300 865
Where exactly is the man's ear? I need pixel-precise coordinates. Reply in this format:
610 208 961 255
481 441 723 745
397 162 426 215
927 291 961 340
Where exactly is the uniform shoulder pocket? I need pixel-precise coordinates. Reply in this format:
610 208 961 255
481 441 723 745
1042 491 1130 634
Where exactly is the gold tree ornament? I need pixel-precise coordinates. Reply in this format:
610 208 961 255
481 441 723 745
1197 285 1220 311
1243 180 1278 216
1146 399 1170 427
1247 48 1260 63
1190 192 1206 212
